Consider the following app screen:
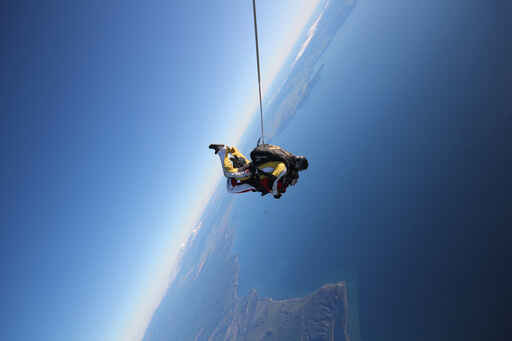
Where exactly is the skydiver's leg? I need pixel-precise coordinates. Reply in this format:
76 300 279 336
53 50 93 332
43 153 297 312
217 146 252 180
226 178 255 194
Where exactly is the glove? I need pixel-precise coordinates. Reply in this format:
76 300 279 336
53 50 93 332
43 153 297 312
230 156 247 168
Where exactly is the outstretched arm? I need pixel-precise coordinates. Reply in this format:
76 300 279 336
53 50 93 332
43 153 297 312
221 146 251 179
228 146 250 165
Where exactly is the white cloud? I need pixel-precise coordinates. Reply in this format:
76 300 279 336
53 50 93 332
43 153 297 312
293 3 326 67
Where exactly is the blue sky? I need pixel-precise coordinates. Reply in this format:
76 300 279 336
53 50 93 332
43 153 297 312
1 1 322 340
3 1 504 341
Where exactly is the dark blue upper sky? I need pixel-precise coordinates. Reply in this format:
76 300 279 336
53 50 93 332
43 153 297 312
231 2 507 341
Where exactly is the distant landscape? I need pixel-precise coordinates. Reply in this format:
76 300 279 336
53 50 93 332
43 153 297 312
267 0 356 140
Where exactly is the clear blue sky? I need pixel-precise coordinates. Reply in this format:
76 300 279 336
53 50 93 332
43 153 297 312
1 1 506 341
1 1 321 340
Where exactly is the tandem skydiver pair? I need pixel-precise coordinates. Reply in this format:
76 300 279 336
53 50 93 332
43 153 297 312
209 144 308 199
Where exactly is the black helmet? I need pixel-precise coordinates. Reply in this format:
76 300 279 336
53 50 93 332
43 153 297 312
295 156 308 171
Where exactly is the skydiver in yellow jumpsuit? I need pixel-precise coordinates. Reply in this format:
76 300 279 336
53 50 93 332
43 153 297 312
209 144 308 198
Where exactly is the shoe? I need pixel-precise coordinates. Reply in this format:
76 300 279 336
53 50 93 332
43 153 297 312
208 144 225 154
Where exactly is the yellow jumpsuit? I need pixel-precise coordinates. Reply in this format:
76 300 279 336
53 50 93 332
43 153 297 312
218 146 287 195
